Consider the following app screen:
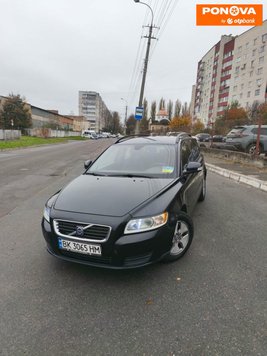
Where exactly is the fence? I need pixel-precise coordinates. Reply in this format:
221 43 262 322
25 128 81 138
0 130 21 140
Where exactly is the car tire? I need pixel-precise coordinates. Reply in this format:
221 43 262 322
163 212 194 262
198 177 206 202
246 143 262 155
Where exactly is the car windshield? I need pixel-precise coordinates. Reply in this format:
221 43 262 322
87 143 176 178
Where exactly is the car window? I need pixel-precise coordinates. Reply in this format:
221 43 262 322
189 139 200 161
252 128 267 135
181 140 191 170
88 143 176 178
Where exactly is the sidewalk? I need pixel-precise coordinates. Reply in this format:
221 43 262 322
204 154 267 192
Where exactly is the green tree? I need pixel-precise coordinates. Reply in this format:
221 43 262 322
0 94 32 130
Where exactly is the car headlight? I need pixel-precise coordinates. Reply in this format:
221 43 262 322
43 206 51 222
124 212 168 234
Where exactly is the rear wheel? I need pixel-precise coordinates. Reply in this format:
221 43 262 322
163 212 194 262
198 177 206 202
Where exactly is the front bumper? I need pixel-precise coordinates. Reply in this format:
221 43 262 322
41 218 174 269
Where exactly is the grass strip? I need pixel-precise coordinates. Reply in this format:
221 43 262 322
0 136 86 149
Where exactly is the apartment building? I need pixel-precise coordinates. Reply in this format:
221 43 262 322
191 20 267 125
78 91 110 132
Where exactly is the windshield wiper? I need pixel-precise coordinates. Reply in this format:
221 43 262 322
107 173 152 178
85 172 108 176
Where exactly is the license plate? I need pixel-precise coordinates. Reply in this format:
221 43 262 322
58 238 101 256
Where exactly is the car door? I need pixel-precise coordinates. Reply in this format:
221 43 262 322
180 139 198 215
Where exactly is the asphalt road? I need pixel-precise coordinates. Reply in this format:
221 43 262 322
0 139 266 356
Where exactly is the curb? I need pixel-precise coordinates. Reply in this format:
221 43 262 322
206 163 267 192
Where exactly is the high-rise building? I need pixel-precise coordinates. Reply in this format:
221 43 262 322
78 91 110 132
191 20 267 125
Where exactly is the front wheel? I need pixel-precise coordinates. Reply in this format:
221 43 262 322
246 143 262 155
163 212 194 262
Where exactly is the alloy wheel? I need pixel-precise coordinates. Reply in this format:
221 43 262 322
170 220 190 256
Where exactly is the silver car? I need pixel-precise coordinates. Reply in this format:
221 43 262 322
225 125 267 154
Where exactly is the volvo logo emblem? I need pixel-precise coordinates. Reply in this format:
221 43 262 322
76 226 84 237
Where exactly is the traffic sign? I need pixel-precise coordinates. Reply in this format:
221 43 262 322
135 106 144 121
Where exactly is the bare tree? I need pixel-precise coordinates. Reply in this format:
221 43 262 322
167 100 173 121
150 101 157 122
174 99 181 117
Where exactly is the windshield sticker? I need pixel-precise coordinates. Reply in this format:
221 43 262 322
162 166 174 173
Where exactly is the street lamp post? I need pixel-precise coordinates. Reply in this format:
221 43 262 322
121 98 128 134
134 0 155 134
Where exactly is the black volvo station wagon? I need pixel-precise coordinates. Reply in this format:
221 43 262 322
41 134 207 269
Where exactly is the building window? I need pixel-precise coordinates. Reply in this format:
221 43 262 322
246 42 249 49
255 89 260 96
251 60 255 68
262 33 267 42
254 38 258 45
252 49 256 56
248 81 252 88
236 57 241 63
240 93 243 99
249 71 253 77
241 83 244 90
233 85 237 92
259 56 264 64
238 46 242 52
247 91 251 98
259 45 265 53
256 79 262 86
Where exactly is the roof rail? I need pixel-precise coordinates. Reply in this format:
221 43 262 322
175 132 191 143
115 134 150 144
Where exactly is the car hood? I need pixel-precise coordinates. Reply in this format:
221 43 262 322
54 175 174 217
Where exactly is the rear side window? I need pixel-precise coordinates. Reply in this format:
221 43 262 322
251 128 267 135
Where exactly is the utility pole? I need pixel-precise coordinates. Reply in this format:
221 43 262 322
121 98 128 134
134 0 156 134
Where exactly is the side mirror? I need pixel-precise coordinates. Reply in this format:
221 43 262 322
184 162 202 174
84 160 92 169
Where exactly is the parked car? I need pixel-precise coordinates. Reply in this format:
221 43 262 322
41 134 207 269
211 135 224 142
225 125 267 154
82 130 98 139
195 133 211 142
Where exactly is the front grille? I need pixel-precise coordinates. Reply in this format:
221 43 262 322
54 220 111 242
